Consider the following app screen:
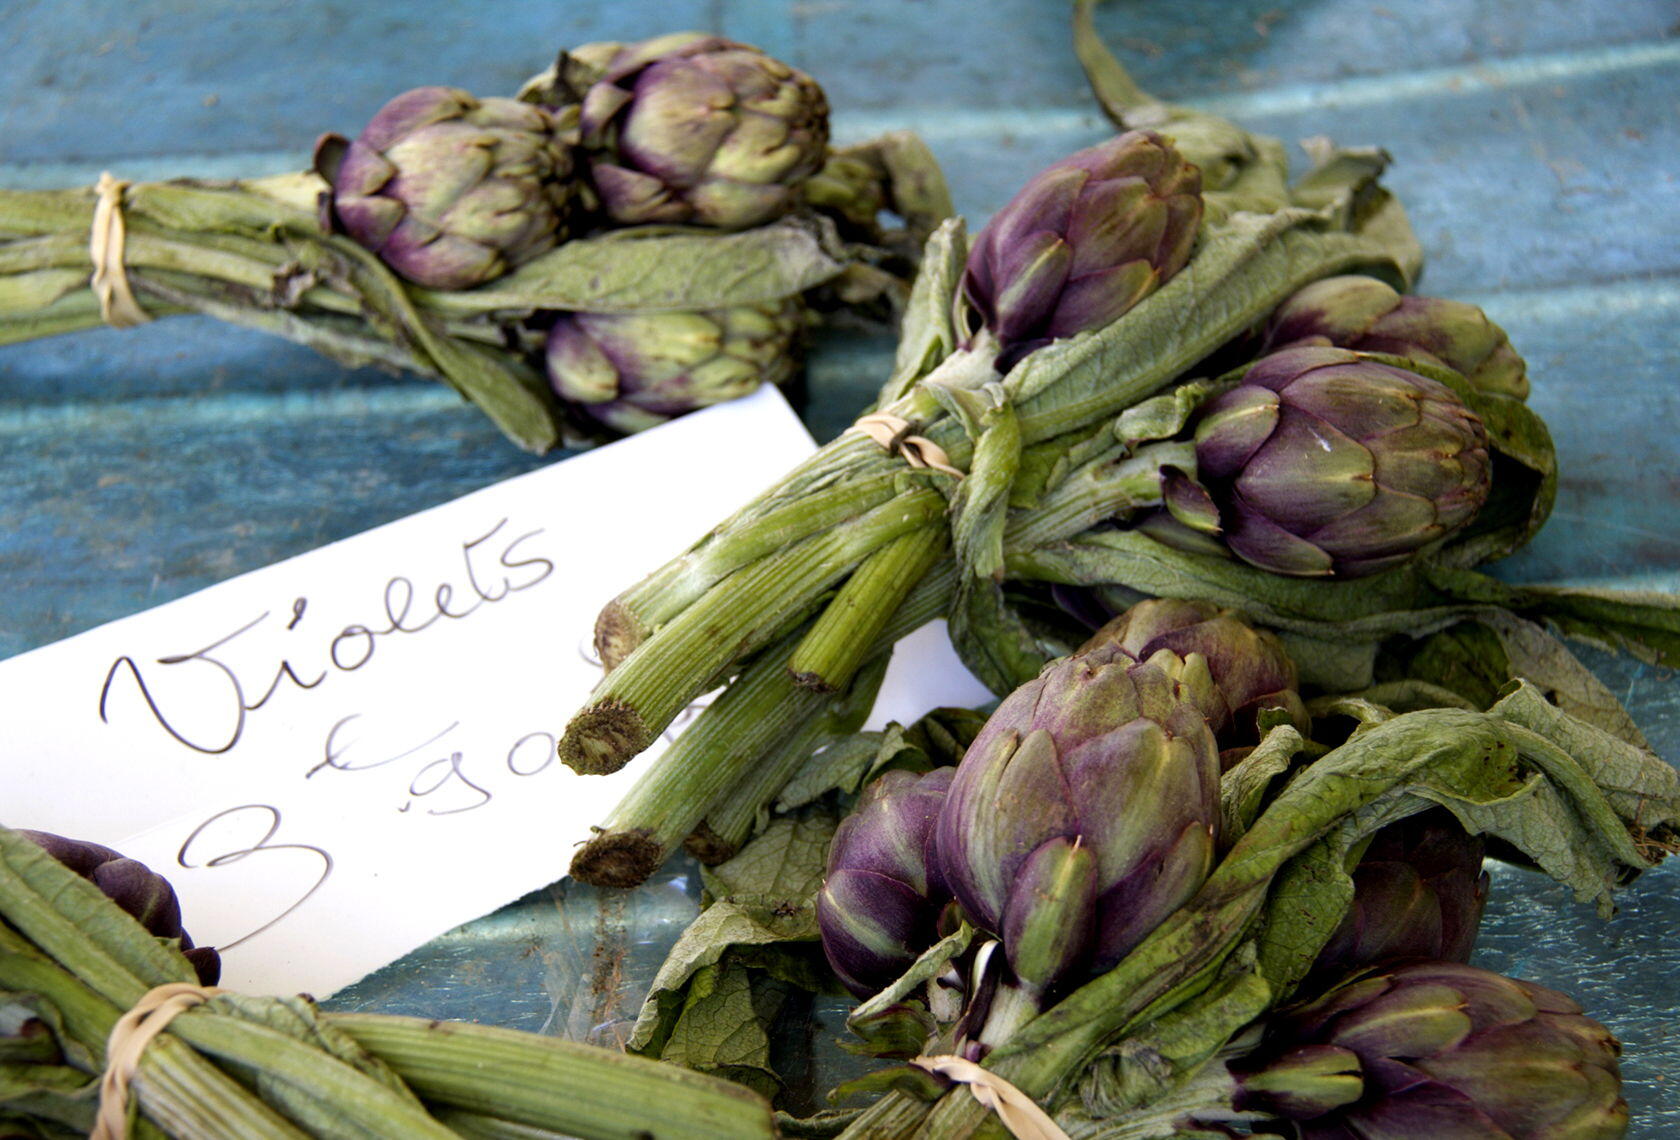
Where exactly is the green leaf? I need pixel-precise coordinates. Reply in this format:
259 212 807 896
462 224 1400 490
774 734 888 814
843 925 976 1058
1219 725 1305 844
656 963 793 1101
1074 943 1269 1119
878 218 967 407
949 391 1021 583
1491 681 1680 849
450 217 849 314
630 811 838 1068
1253 830 1360 997
701 810 838 908
948 576 1057 697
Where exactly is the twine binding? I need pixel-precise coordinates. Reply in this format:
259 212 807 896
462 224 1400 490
850 412 965 479
92 982 224 1139
90 172 151 329
911 1054 1072 1140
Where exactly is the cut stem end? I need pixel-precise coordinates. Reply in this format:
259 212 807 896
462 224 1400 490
569 828 666 889
558 701 653 775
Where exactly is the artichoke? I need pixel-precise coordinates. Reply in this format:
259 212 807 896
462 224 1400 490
1266 275 1530 400
817 768 955 999
1233 960 1628 1139
1313 809 1490 980
1192 345 1493 578
578 33 829 229
318 87 576 290
935 646 1219 997
960 129 1203 371
20 830 220 986
1077 598 1306 751
545 299 804 434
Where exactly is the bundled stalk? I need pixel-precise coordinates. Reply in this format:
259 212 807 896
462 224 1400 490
0 827 778 1139
560 3 1680 888
0 33 953 453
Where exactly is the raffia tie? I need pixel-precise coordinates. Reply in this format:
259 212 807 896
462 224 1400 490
850 413 965 479
90 171 151 329
92 982 224 1140
911 1054 1072 1140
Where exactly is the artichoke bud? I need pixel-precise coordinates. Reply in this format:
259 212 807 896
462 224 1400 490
1266 275 1530 400
817 767 955 999
317 86 577 290
1313 808 1490 979
960 130 1203 371
1192 345 1493 578
577 33 830 229
545 299 804 434
20 831 220 986
935 647 1220 995
1078 598 1307 750
801 148 888 238
1237 960 1627 1140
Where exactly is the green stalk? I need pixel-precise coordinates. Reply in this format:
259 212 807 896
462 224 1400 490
572 566 954 885
1001 441 1193 551
0 943 309 1140
331 1013 777 1140
592 349 986 667
568 625 827 887
560 488 948 775
434 1112 578 1139
132 270 428 374
789 526 948 692
599 471 906 668
166 1013 458 1140
688 651 892 863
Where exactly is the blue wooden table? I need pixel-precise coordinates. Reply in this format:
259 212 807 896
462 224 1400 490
5 0 1679 1132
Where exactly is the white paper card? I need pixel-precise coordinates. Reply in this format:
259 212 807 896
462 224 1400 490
1 387 991 997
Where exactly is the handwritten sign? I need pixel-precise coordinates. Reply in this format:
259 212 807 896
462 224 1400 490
1 388 992 996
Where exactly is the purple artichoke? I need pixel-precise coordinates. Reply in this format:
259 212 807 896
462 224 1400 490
1233 961 1628 1139
545 299 804 434
1313 809 1490 981
935 646 1219 996
1193 345 1493 578
817 768 955 999
20 831 220 986
961 130 1203 371
1077 598 1306 751
1266 275 1530 400
317 87 576 290
578 33 829 229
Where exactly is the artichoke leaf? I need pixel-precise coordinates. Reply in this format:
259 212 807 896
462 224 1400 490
629 809 838 1061
450 216 849 314
877 217 967 406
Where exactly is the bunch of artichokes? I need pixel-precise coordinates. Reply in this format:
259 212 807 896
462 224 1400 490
798 598 1660 1140
0 32 949 452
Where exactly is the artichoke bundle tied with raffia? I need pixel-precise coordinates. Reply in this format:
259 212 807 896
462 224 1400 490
0 31 952 452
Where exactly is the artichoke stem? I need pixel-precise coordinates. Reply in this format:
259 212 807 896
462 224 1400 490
599 471 906 668
570 571 951 888
788 526 947 692
558 488 947 775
